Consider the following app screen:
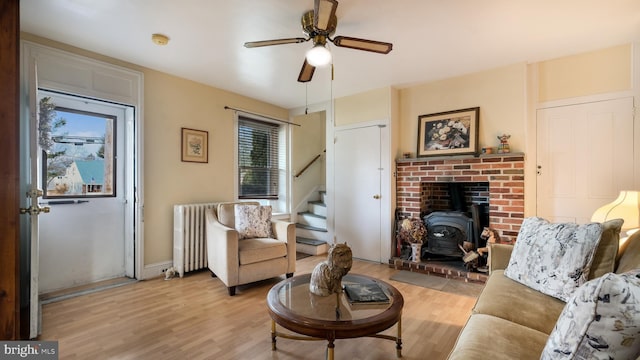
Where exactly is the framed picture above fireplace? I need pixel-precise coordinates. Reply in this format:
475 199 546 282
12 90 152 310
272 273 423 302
417 107 479 157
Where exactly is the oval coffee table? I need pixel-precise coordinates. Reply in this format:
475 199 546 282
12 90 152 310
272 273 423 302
267 273 404 359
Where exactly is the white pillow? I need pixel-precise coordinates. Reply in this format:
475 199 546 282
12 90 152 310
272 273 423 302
541 269 640 360
504 217 602 301
234 204 272 240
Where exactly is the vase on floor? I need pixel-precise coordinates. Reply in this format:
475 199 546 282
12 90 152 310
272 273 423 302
410 243 422 262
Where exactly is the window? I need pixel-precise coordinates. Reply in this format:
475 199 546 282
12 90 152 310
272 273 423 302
237 114 289 213
39 97 117 198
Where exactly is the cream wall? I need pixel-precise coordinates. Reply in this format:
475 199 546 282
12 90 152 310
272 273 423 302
21 34 288 267
357 44 633 163
143 71 288 264
538 44 632 102
334 87 392 126
398 63 527 159
395 43 635 219
292 111 325 211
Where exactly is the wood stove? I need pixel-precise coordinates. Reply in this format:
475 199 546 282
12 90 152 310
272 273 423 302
422 211 475 258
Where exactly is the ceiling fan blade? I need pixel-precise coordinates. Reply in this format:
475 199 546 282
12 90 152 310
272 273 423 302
314 0 338 31
244 38 308 48
298 59 316 83
332 36 393 54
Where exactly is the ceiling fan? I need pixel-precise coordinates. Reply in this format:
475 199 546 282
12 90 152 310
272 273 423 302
243 0 393 83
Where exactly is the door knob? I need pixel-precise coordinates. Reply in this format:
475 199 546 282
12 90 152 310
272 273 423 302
373 194 381 199
19 205 51 216
21 188 49 215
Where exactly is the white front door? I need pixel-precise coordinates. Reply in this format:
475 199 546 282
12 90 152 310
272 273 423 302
21 41 143 338
37 91 132 293
536 97 635 223
334 124 384 262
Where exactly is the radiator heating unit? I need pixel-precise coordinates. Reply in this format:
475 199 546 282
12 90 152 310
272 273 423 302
173 202 217 277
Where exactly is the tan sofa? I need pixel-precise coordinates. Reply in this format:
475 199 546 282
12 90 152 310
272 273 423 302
205 201 296 296
447 229 640 360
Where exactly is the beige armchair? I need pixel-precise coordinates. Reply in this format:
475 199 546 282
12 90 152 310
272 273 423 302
205 201 295 296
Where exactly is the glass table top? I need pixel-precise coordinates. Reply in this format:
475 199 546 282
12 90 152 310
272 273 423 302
273 273 396 322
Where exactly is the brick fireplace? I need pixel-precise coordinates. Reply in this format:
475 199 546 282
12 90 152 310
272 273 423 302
391 154 525 282
396 153 525 243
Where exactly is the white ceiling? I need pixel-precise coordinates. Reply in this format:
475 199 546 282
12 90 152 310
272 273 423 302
20 0 640 109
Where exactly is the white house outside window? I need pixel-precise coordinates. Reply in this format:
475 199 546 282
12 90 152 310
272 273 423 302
39 97 116 199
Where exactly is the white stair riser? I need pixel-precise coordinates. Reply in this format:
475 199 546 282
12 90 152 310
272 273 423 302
298 215 326 229
307 203 326 217
296 242 328 256
296 228 328 241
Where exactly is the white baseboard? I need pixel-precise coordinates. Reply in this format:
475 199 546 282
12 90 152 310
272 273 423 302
141 261 174 280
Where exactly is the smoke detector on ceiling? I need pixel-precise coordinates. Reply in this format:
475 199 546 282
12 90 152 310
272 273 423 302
151 33 170 46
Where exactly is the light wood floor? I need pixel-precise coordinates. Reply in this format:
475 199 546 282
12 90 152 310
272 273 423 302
39 256 480 360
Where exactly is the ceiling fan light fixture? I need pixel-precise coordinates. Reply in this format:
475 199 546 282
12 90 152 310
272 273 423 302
306 44 332 67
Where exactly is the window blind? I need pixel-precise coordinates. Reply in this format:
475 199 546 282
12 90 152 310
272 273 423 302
238 116 279 199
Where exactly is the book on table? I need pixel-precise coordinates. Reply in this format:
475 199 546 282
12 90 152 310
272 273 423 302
343 282 390 305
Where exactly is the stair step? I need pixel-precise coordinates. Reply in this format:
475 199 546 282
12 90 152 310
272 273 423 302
298 211 326 219
295 227 328 242
296 223 328 232
297 211 327 229
307 201 326 217
296 237 329 256
296 237 327 246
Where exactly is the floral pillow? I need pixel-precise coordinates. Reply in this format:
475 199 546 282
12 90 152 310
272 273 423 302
541 269 640 360
234 204 273 240
504 217 603 302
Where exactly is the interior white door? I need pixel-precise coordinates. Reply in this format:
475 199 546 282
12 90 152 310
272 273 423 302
334 125 382 262
37 91 129 293
536 97 634 223
24 56 41 338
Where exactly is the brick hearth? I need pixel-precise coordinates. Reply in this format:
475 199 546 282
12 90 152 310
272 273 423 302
396 154 525 242
389 257 489 283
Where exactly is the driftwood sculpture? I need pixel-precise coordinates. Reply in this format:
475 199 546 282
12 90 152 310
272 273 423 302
309 243 353 296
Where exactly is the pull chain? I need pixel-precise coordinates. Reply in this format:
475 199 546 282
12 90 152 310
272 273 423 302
330 45 335 124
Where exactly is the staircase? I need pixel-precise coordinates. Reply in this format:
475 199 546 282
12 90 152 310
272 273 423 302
296 190 329 255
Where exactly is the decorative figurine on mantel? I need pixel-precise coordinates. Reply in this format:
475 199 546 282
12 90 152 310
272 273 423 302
309 243 353 296
497 134 511 153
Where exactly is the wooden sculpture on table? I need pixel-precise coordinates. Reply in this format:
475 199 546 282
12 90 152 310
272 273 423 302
309 243 353 296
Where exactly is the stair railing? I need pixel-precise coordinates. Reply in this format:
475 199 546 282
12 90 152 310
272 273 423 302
295 149 326 178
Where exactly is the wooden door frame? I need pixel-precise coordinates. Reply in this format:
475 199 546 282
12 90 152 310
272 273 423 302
0 0 23 340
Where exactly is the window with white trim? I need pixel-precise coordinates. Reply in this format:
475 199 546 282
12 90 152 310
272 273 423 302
237 114 289 213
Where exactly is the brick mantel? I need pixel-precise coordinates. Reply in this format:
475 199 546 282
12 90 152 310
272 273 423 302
395 154 525 242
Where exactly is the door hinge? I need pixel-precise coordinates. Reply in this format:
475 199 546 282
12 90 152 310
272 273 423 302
27 189 43 198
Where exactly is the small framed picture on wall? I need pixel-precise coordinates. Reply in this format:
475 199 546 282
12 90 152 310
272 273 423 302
417 107 479 157
181 127 209 163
